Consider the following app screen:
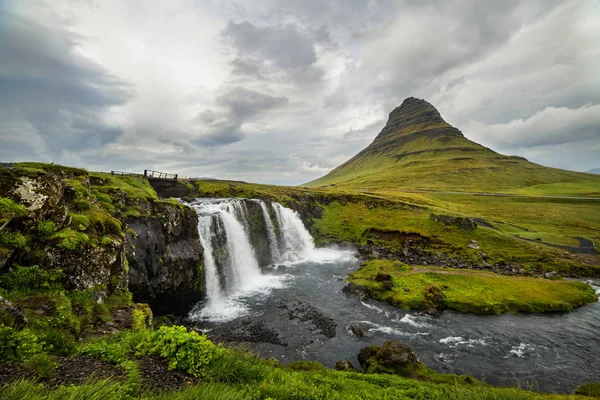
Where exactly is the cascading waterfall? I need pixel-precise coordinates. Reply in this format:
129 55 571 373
272 203 315 260
187 198 319 321
259 201 281 263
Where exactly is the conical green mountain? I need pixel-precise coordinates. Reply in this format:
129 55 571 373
305 97 600 195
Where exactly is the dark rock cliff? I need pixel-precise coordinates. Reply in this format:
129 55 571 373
126 202 204 315
0 165 204 316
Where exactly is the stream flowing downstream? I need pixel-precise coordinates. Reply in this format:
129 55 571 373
185 198 600 394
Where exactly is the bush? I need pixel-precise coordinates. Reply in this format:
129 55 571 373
136 326 220 377
131 304 152 331
0 231 27 249
0 326 43 363
37 220 57 236
0 265 63 291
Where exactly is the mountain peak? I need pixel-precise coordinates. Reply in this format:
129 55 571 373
375 97 456 141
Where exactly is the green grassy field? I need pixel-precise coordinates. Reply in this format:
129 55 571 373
347 260 597 314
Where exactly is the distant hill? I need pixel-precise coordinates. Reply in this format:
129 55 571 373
305 97 600 196
586 168 600 174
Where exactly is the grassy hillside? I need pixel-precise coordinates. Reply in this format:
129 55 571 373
305 98 600 196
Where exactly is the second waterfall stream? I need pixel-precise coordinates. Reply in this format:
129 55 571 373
185 198 353 322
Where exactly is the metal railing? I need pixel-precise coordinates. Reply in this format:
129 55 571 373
144 170 178 180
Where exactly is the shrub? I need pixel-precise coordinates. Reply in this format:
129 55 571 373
0 231 27 249
131 305 152 331
37 220 57 237
0 326 43 362
136 326 220 377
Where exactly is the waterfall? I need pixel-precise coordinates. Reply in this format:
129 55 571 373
187 198 319 320
272 202 315 260
259 201 281 263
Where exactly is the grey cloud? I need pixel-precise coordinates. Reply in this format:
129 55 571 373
217 87 288 118
223 20 319 69
192 87 288 146
0 11 130 160
464 104 600 149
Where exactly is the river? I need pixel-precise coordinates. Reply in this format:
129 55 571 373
185 198 600 394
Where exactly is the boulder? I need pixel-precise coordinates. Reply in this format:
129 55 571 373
0 295 27 328
349 324 366 338
335 360 360 372
420 283 446 314
358 340 420 375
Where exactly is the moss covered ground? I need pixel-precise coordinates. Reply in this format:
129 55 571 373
347 260 597 314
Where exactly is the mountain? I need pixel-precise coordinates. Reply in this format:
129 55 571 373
586 168 600 174
305 97 600 195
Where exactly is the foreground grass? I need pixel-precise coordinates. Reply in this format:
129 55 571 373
347 260 597 314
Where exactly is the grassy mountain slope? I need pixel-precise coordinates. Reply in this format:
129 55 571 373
305 98 600 196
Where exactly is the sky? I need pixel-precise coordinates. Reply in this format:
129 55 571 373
0 0 599 185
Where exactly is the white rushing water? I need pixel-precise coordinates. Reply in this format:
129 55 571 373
186 198 353 322
259 201 281 263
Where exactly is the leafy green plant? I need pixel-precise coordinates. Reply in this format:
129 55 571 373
131 304 152 331
136 326 220 377
0 326 43 363
80 340 127 364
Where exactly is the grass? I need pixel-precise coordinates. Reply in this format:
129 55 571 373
0 327 594 400
347 260 597 314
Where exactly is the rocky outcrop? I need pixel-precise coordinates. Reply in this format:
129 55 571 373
335 360 360 372
358 340 419 374
0 166 128 292
0 295 27 328
0 164 206 317
126 202 204 315
429 214 478 230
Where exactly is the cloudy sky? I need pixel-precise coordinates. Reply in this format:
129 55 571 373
1 0 598 184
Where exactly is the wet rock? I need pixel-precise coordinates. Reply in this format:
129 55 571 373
349 324 366 338
335 360 360 372
358 345 379 371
